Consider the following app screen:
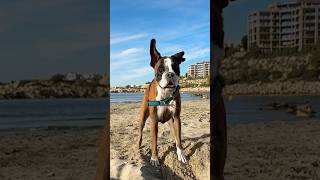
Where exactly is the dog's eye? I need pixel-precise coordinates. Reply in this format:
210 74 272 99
159 67 164 73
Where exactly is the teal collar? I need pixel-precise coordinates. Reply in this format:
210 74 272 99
147 85 180 106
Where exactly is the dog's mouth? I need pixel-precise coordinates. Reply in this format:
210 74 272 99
166 81 175 88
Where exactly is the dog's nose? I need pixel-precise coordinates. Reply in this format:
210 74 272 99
167 72 174 78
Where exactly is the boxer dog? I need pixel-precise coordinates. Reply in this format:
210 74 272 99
138 39 187 167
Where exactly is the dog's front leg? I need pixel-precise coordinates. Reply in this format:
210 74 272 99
173 116 187 163
150 114 159 167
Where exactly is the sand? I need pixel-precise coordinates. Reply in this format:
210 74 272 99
225 120 320 180
1 99 320 180
0 127 100 180
110 100 210 180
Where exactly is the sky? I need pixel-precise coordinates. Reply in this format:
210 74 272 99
224 0 271 44
110 0 210 87
0 0 107 82
0 0 273 85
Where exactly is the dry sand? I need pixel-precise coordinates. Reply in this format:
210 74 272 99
110 100 210 180
1 99 320 180
225 120 320 180
0 127 99 180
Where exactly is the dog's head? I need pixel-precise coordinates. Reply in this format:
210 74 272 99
149 39 185 88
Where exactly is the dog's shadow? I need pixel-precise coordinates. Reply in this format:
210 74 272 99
161 134 209 160
184 133 210 157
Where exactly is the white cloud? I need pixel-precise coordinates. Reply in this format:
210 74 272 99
111 57 144 71
111 48 144 59
110 33 147 45
110 47 147 71
185 47 210 60
116 66 153 82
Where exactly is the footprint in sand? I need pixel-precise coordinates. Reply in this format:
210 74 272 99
161 130 170 137
110 159 144 180
111 157 163 180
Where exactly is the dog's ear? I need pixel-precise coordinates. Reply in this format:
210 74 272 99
150 39 161 68
171 51 185 64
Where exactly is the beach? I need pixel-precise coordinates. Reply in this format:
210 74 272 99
0 127 101 180
110 100 210 180
225 120 320 180
1 97 320 179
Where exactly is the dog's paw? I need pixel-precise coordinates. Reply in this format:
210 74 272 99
150 156 160 167
177 147 187 163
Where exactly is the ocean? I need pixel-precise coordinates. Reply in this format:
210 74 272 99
0 94 318 129
0 92 201 129
0 98 106 129
225 95 320 124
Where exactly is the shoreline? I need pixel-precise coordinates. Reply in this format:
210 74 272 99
110 90 320 97
0 125 104 132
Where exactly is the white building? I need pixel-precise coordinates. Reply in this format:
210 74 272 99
187 61 210 78
248 0 320 52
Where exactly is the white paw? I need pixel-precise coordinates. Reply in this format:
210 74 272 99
150 156 160 167
177 147 187 163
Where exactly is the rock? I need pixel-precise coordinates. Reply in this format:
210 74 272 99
46 172 55 177
261 102 316 118
12 81 20 88
263 102 288 110
295 104 315 118
65 73 77 81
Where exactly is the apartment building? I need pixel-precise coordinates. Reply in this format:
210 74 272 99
248 0 320 52
187 61 210 78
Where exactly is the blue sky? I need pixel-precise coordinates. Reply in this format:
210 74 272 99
110 0 210 87
0 0 106 82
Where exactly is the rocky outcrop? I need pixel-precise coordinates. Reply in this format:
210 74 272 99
180 77 209 88
224 81 320 95
221 51 320 95
0 73 108 99
110 87 144 93
221 53 320 84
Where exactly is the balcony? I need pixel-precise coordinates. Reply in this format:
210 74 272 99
304 27 315 31
260 23 271 27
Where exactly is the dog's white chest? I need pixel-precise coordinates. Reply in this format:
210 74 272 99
156 101 176 121
156 86 177 121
